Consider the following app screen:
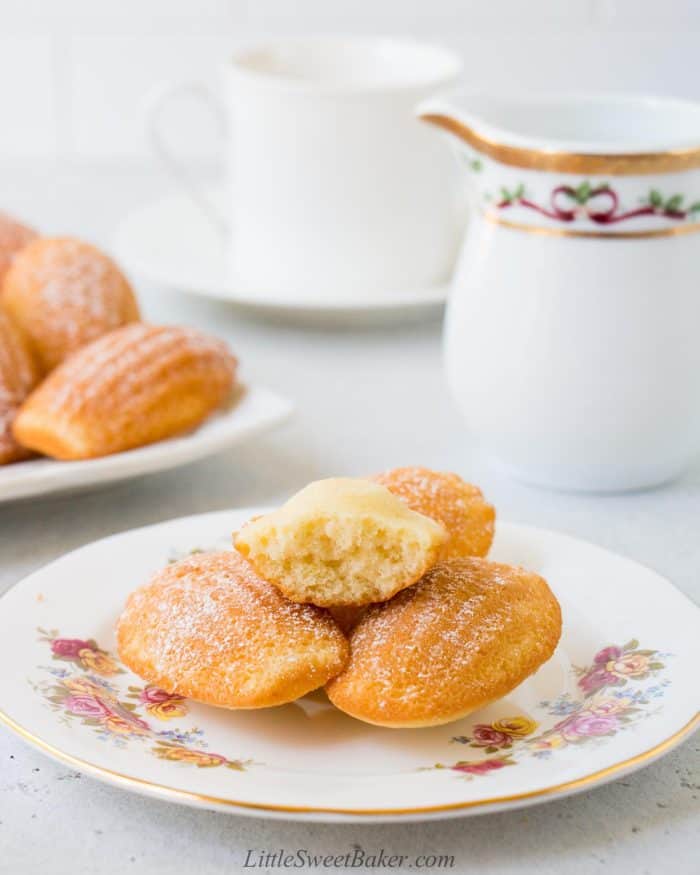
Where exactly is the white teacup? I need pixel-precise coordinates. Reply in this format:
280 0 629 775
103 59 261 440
146 37 463 302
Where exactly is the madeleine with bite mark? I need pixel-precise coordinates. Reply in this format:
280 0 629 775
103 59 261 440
234 478 447 608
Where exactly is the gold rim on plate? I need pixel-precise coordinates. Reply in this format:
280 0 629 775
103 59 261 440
0 707 697 817
419 113 700 176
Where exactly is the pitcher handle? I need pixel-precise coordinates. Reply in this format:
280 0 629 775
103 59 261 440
144 81 228 234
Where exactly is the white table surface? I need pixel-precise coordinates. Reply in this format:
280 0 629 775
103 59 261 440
0 163 698 875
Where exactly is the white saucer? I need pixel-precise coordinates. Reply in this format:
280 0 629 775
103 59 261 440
0 511 697 821
112 192 450 318
0 386 292 503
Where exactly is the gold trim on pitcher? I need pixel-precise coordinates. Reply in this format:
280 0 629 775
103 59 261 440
482 211 700 239
420 113 700 176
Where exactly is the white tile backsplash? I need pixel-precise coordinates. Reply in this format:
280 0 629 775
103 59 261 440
0 0 696 161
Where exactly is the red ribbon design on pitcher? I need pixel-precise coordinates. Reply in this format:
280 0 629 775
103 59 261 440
496 182 699 224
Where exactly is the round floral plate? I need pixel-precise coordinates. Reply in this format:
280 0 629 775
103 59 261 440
0 510 697 823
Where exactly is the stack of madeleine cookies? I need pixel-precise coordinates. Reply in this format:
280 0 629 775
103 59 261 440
0 213 238 464
117 469 562 728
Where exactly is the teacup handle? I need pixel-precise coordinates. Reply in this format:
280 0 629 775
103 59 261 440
144 81 228 234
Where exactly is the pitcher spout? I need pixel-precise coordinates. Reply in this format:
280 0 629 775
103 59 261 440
417 91 700 174
418 91 700 236
416 92 473 145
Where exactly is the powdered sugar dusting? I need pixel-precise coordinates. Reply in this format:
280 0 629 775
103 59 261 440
349 562 509 702
3 237 139 369
374 466 495 560
19 323 237 455
117 551 346 704
19 238 130 341
330 557 559 723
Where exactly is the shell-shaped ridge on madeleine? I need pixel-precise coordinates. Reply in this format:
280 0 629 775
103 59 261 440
326 556 562 728
12 322 238 460
116 550 349 709
374 466 495 560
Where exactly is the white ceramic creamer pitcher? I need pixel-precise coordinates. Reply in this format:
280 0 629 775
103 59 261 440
419 92 700 492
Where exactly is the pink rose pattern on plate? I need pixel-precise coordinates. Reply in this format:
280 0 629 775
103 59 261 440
450 755 516 776
32 629 669 782
435 639 671 779
32 627 248 771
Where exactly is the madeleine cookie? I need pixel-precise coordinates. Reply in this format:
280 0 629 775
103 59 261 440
0 307 40 464
2 237 139 372
234 478 447 608
326 557 562 727
13 323 237 460
116 551 349 709
374 466 495 560
0 212 37 284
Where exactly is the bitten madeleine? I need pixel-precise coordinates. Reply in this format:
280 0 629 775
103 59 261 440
0 212 37 284
374 466 495 560
2 237 139 372
0 307 40 464
13 323 237 460
116 551 349 709
326 557 562 727
235 478 447 608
